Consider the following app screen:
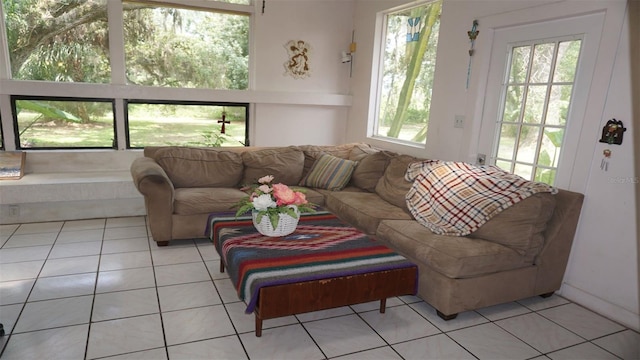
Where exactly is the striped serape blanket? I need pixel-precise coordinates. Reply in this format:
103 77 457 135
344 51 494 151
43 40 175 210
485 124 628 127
405 161 557 236
209 211 416 313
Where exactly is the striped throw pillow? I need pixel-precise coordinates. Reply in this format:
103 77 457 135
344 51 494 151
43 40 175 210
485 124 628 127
299 153 357 190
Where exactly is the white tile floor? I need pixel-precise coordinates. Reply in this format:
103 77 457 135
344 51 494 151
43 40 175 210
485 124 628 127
0 216 638 360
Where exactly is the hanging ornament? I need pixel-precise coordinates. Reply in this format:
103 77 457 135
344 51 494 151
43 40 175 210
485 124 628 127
406 17 421 42
600 149 611 171
466 20 479 89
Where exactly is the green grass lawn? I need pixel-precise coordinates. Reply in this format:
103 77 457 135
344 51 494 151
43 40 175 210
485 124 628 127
17 111 246 148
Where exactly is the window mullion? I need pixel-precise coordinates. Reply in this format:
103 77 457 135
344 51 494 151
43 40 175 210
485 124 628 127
107 1 127 85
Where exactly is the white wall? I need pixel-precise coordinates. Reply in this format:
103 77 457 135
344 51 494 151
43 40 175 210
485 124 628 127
348 0 638 330
251 0 355 146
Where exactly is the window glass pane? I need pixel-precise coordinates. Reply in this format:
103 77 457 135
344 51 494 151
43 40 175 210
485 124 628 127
515 125 541 164
523 85 547 124
508 46 530 83
497 124 518 160
123 4 249 90
15 98 115 149
4 0 110 83
127 102 247 148
553 40 581 82
502 85 524 122
529 43 554 83
546 85 572 126
375 1 441 144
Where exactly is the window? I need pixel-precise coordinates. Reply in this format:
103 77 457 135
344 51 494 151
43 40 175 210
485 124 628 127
123 2 249 89
373 1 441 144
126 101 248 148
494 39 581 185
4 0 110 83
12 96 116 149
0 0 253 150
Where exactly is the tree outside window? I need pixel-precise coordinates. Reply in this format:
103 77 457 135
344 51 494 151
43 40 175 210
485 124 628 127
374 1 441 144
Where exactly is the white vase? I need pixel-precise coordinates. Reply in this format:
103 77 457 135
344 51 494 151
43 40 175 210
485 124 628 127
252 205 300 237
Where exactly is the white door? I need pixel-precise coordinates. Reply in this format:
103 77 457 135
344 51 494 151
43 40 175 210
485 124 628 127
477 13 604 189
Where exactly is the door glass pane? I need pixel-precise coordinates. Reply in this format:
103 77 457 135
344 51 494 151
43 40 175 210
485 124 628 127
529 43 554 83
375 1 442 144
509 46 530 83
523 86 547 124
497 124 518 159
514 163 533 180
515 125 541 163
553 40 582 82
15 98 115 149
540 128 564 167
495 159 512 173
127 102 247 148
502 85 524 122
546 85 572 125
535 168 556 184
4 0 110 83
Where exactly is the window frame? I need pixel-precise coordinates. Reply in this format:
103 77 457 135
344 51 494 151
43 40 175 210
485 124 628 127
11 95 117 150
491 37 582 185
0 0 254 151
369 0 441 148
124 99 250 149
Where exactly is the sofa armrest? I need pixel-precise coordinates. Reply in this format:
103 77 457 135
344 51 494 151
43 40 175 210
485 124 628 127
130 157 175 243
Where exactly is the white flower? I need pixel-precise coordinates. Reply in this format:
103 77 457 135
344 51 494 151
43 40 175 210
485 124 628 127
252 194 276 211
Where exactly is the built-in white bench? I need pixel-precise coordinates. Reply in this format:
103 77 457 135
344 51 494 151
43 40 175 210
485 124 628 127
0 151 145 224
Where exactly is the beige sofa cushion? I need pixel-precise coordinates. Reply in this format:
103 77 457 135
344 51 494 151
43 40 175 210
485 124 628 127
324 192 412 234
351 151 395 192
375 155 422 212
377 220 535 278
155 147 243 188
174 188 248 215
241 146 304 186
471 192 556 256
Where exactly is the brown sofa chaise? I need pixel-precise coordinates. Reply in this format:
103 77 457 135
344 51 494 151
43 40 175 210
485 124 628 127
130 143 584 319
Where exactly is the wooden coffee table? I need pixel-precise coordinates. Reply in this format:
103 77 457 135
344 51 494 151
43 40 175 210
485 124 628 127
208 211 417 337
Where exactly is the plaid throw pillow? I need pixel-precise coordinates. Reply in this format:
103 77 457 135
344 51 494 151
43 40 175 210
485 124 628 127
299 153 357 190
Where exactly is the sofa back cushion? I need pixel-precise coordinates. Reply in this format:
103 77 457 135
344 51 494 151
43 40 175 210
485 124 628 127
471 192 556 256
155 147 243 188
351 150 395 192
242 146 305 186
375 155 422 212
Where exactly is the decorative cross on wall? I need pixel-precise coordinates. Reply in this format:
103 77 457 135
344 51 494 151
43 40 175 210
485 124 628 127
218 111 230 134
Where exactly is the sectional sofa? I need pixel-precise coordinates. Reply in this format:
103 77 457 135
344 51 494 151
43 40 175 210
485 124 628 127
130 143 584 319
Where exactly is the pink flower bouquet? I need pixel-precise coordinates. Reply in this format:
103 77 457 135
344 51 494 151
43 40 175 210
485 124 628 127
235 175 315 229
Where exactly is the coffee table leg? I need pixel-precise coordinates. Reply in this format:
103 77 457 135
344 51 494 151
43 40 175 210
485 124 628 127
255 315 263 337
220 261 225 273
379 298 387 313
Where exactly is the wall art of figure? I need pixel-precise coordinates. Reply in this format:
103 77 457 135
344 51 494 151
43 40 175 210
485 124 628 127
284 40 311 79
